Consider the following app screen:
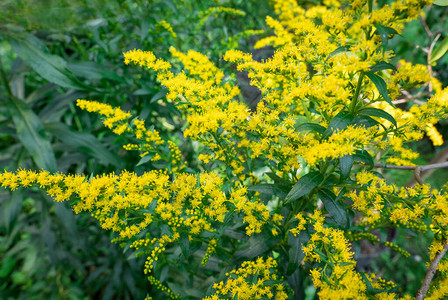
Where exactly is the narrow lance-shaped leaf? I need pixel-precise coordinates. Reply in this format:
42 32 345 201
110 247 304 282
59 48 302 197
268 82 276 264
248 184 289 199
365 72 395 107
339 155 354 179
369 61 397 73
351 115 379 129
318 188 347 227
45 122 124 168
325 46 349 63
353 149 374 167
8 33 93 91
434 0 448 6
323 110 354 139
374 24 398 50
430 35 448 64
361 273 388 294
67 61 122 82
1 191 22 234
179 234 190 259
266 172 291 187
358 107 397 127
288 231 308 273
7 96 57 172
295 122 326 135
285 172 323 204
0 256 16 278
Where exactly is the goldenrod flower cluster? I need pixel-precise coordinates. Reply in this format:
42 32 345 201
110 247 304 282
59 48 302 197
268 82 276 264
302 211 367 299
156 20 177 39
201 238 217 265
0 169 279 287
2 0 448 298
197 7 246 27
78 99 185 172
204 257 290 300
348 171 430 227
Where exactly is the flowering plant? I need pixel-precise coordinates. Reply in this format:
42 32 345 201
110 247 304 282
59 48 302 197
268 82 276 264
2 0 448 299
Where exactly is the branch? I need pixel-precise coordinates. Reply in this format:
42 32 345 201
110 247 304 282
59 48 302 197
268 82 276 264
373 163 416 170
419 9 438 93
416 242 448 300
426 33 441 93
419 14 433 39
374 161 448 185
373 161 448 171
407 146 448 187
393 90 429 106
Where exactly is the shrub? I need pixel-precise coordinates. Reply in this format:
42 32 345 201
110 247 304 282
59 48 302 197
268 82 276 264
0 0 269 298
2 0 448 299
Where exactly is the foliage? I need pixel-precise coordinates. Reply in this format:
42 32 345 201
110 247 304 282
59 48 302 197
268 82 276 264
0 0 270 298
2 0 448 299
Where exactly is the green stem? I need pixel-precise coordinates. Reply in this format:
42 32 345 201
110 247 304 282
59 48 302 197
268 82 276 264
350 73 365 114
301 97 312 121
322 163 337 183
320 160 329 175
210 131 231 166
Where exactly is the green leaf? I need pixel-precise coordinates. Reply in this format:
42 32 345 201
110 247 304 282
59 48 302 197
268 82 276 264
361 273 386 294
365 72 395 107
318 188 347 227
7 96 57 172
222 211 236 227
45 122 124 168
179 234 190 259
339 155 354 179
8 33 93 91
1 191 22 234
353 149 374 166
325 46 349 62
288 231 308 270
285 172 323 204
137 200 158 215
251 270 259 284
295 122 326 135
136 154 155 167
313 247 333 267
434 0 448 5
0 256 16 278
323 110 354 139
351 115 379 128
53 203 78 240
118 210 127 224
266 172 291 187
263 280 283 286
337 262 355 267
248 184 289 199
160 224 174 236
358 107 397 127
233 236 274 260
149 89 167 103
68 61 122 82
216 126 224 136
430 35 448 64
22 245 38 274
374 24 398 49
369 61 397 73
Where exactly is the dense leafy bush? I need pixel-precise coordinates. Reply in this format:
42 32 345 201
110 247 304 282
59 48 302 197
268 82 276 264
0 0 269 298
2 0 448 299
